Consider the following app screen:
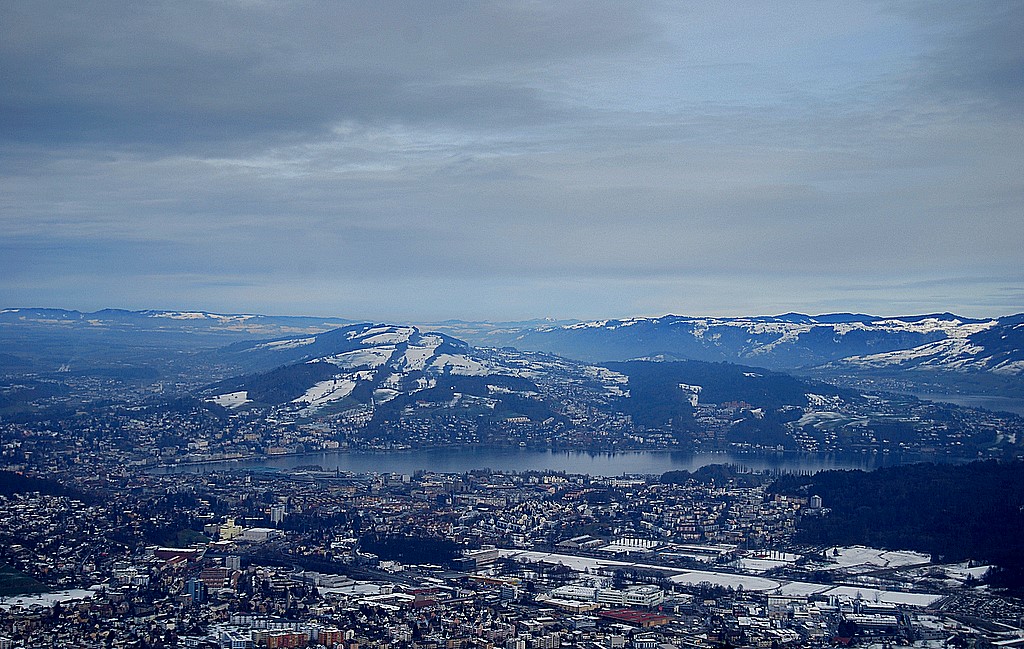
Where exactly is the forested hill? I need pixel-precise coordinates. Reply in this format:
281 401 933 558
770 460 1024 592
0 471 84 499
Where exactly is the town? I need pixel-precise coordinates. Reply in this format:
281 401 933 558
2 458 1023 649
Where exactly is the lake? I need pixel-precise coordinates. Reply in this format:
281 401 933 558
911 393 1024 417
157 447 950 477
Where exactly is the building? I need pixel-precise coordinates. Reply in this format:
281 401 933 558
187 578 207 604
270 504 286 524
264 630 309 648
463 547 500 569
219 519 244 541
598 610 671 628
239 527 284 543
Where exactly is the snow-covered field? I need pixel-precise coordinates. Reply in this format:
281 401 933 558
819 546 931 571
773 582 832 597
372 388 401 403
498 550 634 574
429 354 492 376
360 327 416 346
0 588 97 611
293 379 356 407
210 391 249 408
399 339 443 371
497 547 943 605
795 411 867 430
841 337 989 371
732 554 800 573
821 586 942 608
668 571 781 591
942 563 992 581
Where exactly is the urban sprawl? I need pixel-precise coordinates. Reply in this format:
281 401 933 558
2 440 1023 649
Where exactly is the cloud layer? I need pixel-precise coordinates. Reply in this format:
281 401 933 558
2 1 1021 320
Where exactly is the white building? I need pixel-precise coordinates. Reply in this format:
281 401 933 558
239 527 283 543
547 584 664 608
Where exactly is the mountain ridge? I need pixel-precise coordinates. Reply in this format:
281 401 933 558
2 311 1021 456
3 308 1021 394
460 312 1022 380
196 323 1023 457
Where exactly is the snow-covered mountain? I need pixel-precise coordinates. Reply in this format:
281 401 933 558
471 312 1023 376
199 323 1024 457
207 323 629 417
3 308 1021 400
5 312 1017 454
832 314 1024 375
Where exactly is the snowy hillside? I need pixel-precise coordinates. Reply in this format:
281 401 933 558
834 315 1024 376
207 323 630 417
472 312 1020 375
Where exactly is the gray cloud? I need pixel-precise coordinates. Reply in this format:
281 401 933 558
0 1 1021 320
0 1 653 149
886 0 1024 111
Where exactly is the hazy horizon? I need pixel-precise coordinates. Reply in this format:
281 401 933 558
3 304 1021 326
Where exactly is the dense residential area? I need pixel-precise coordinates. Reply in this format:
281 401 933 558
2 459 1023 649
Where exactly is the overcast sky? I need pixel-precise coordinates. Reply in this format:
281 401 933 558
2 1 1022 322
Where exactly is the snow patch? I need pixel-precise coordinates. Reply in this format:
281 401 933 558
429 354 492 376
669 571 781 591
819 546 930 570
821 585 940 608
210 391 250 408
0 588 97 611
397 339 443 371
841 337 992 371
805 393 841 408
795 411 867 429
372 388 401 403
256 336 316 350
293 379 356 407
322 347 394 369
679 383 702 407
993 359 1024 375
360 328 416 345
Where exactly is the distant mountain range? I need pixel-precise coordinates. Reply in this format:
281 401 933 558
461 312 1020 370
0 308 352 336
3 308 1022 394
2 308 1021 455
828 314 1024 375
443 313 1024 394
0 308 355 380
196 322 1021 456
